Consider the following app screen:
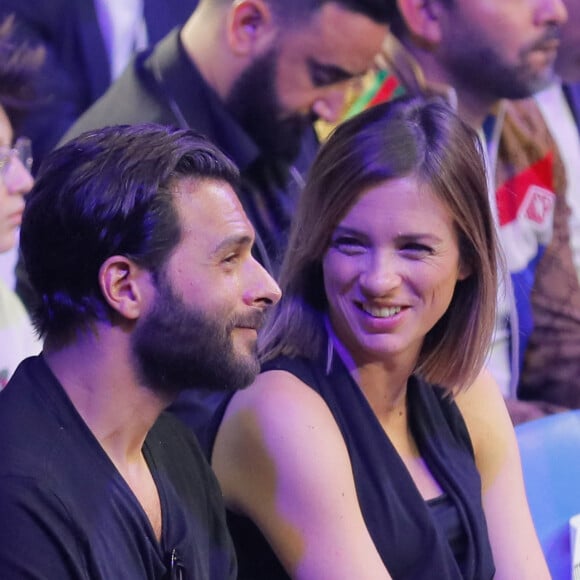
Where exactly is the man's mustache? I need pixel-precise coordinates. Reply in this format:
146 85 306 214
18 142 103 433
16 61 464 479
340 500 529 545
229 310 267 332
526 26 561 53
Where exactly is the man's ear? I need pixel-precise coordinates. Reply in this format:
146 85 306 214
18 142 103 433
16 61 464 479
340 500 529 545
98 256 147 321
396 0 443 45
226 0 277 57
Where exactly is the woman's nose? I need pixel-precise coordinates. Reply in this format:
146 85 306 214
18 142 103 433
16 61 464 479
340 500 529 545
359 255 402 296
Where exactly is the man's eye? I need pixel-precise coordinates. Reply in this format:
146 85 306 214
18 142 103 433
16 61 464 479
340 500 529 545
311 68 336 87
222 253 239 265
308 62 351 88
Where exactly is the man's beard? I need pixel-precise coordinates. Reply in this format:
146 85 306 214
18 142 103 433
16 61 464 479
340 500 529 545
225 47 314 164
131 272 264 397
443 27 560 103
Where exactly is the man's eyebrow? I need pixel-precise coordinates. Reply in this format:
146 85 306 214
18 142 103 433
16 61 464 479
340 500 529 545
307 58 356 84
211 233 254 256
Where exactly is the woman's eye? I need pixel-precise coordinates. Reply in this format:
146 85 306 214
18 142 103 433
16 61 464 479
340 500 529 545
331 236 366 255
401 243 433 255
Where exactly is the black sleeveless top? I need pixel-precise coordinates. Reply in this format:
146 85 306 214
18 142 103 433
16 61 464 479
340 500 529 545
229 351 495 579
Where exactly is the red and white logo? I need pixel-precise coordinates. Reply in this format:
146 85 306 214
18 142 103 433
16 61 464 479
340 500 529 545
519 185 555 227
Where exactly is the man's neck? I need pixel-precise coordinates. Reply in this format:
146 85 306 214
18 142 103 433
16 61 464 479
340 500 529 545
454 90 498 131
179 5 239 102
395 37 496 130
43 331 167 468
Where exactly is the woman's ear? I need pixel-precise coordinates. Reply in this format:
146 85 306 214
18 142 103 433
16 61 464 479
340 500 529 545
98 256 146 321
227 0 277 57
457 255 473 281
396 0 444 45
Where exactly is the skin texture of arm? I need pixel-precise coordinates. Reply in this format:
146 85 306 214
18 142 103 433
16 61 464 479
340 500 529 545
455 369 550 579
214 365 548 578
212 369 391 580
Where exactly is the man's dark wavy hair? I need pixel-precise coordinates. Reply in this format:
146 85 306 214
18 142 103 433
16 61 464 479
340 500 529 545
20 123 240 345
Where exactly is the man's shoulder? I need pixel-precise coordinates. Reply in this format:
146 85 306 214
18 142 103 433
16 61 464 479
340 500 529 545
59 28 211 145
0 358 96 487
0 356 51 433
59 51 170 144
0 373 81 538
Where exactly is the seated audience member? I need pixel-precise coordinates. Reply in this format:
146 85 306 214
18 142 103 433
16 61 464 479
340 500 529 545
520 0 580 408
0 0 198 169
211 98 549 578
0 124 280 578
0 16 42 388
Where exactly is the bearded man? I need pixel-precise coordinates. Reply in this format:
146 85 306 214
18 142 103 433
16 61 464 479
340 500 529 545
0 123 280 578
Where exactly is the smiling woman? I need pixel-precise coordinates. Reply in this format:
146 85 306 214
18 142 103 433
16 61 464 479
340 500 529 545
322 175 469 375
260 95 498 392
211 96 551 579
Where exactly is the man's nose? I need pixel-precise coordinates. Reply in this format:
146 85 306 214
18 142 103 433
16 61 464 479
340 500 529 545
311 86 349 125
535 0 567 26
244 257 282 308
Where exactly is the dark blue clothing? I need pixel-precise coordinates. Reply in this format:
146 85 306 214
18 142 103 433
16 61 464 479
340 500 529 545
228 351 495 579
0 356 236 579
564 83 580 129
0 0 197 167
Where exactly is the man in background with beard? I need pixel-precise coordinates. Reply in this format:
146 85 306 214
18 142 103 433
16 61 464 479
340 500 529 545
0 124 281 578
61 0 393 273
518 0 580 411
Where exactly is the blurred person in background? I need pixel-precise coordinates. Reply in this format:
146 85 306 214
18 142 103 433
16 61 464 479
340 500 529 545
520 0 580 409
61 0 393 274
0 16 42 389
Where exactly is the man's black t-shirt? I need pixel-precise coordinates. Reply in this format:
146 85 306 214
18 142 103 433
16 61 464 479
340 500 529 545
0 355 236 579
